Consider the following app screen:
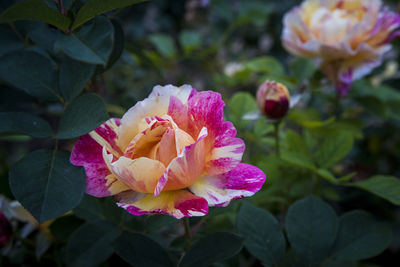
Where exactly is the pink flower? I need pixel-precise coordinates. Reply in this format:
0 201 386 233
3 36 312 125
257 81 290 120
0 211 12 248
282 0 400 95
71 85 265 219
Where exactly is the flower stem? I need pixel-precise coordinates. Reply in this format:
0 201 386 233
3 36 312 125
273 122 281 157
183 217 192 251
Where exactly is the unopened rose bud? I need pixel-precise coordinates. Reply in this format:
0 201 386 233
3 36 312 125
0 211 12 248
256 81 290 120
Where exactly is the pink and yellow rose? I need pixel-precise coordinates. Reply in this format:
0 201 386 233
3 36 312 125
71 85 265 219
282 0 400 95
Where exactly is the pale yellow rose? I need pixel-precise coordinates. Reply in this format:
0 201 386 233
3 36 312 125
282 0 400 95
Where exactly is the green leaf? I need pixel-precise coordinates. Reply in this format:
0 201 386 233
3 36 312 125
0 50 60 101
244 56 284 75
73 195 104 221
290 57 316 82
0 0 71 31
237 202 285 266
9 149 85 223
355 175 400 205
95 19 124 74
0 112 52 138
316 132 353 168
56 93 108 139
112 232 171 267
66 220 121 267
331 210 392 260
59 56 95 101
149 33 177 58
179 232 243 267
228 92 258 129
55 16 114 65
286 195 338 266
281 130 315 170
0 29 24 57
72 0 147 30
50 215 84 241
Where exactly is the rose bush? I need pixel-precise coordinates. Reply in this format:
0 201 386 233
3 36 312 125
282 0 400 95
70 85 265 219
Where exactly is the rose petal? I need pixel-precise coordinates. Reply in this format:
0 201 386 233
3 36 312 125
154 127 207 196
156 128 177 166
70 119 129 197
189 163 266 206
119 85 194 150
111 156 166 193
115 190 209 219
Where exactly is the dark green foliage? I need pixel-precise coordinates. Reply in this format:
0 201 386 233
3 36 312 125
56 93 108 139
9 150 85 223
112 232 171 267
179 232 243 267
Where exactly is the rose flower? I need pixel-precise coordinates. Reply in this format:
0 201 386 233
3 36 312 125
282 0 400 95
71 85 265 219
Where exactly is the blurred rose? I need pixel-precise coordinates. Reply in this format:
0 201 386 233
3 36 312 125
71 85 265 219
0 211 12 248
282 0 400 95
257 81 290 120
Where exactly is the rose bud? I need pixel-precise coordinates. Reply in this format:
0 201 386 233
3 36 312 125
0 211 12 248
256 80 290 120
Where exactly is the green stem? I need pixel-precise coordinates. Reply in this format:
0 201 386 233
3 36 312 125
183 217 192 251
273 122 281 157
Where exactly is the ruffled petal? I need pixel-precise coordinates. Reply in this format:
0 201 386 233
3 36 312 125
70 119 129 197
111 156 166 193
189 163 266 206
206 121 245 175
119 85 194 150
154 127 207 196
115 190 209 219
186 91 245 174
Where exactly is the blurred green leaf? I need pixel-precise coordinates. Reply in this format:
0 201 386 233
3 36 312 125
286 195 338 266
228 92 258 129
112 232 171 267
0 0 71 31
355 175 400 205
66 220 121 267
281 130 315 170
149 33 176 58
73 195 104 221
331 210 392 260
290 57 316 82
59 56 95 101
237 202 285 266
289 109 335 129
316 132 353 168
0 50 60 101
180 30 202 54
55 16 114 65
72 0 147 30
179 232 243 267
0 112 53 138
9 149 85 223
56 93 108 139
244 56 284 75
